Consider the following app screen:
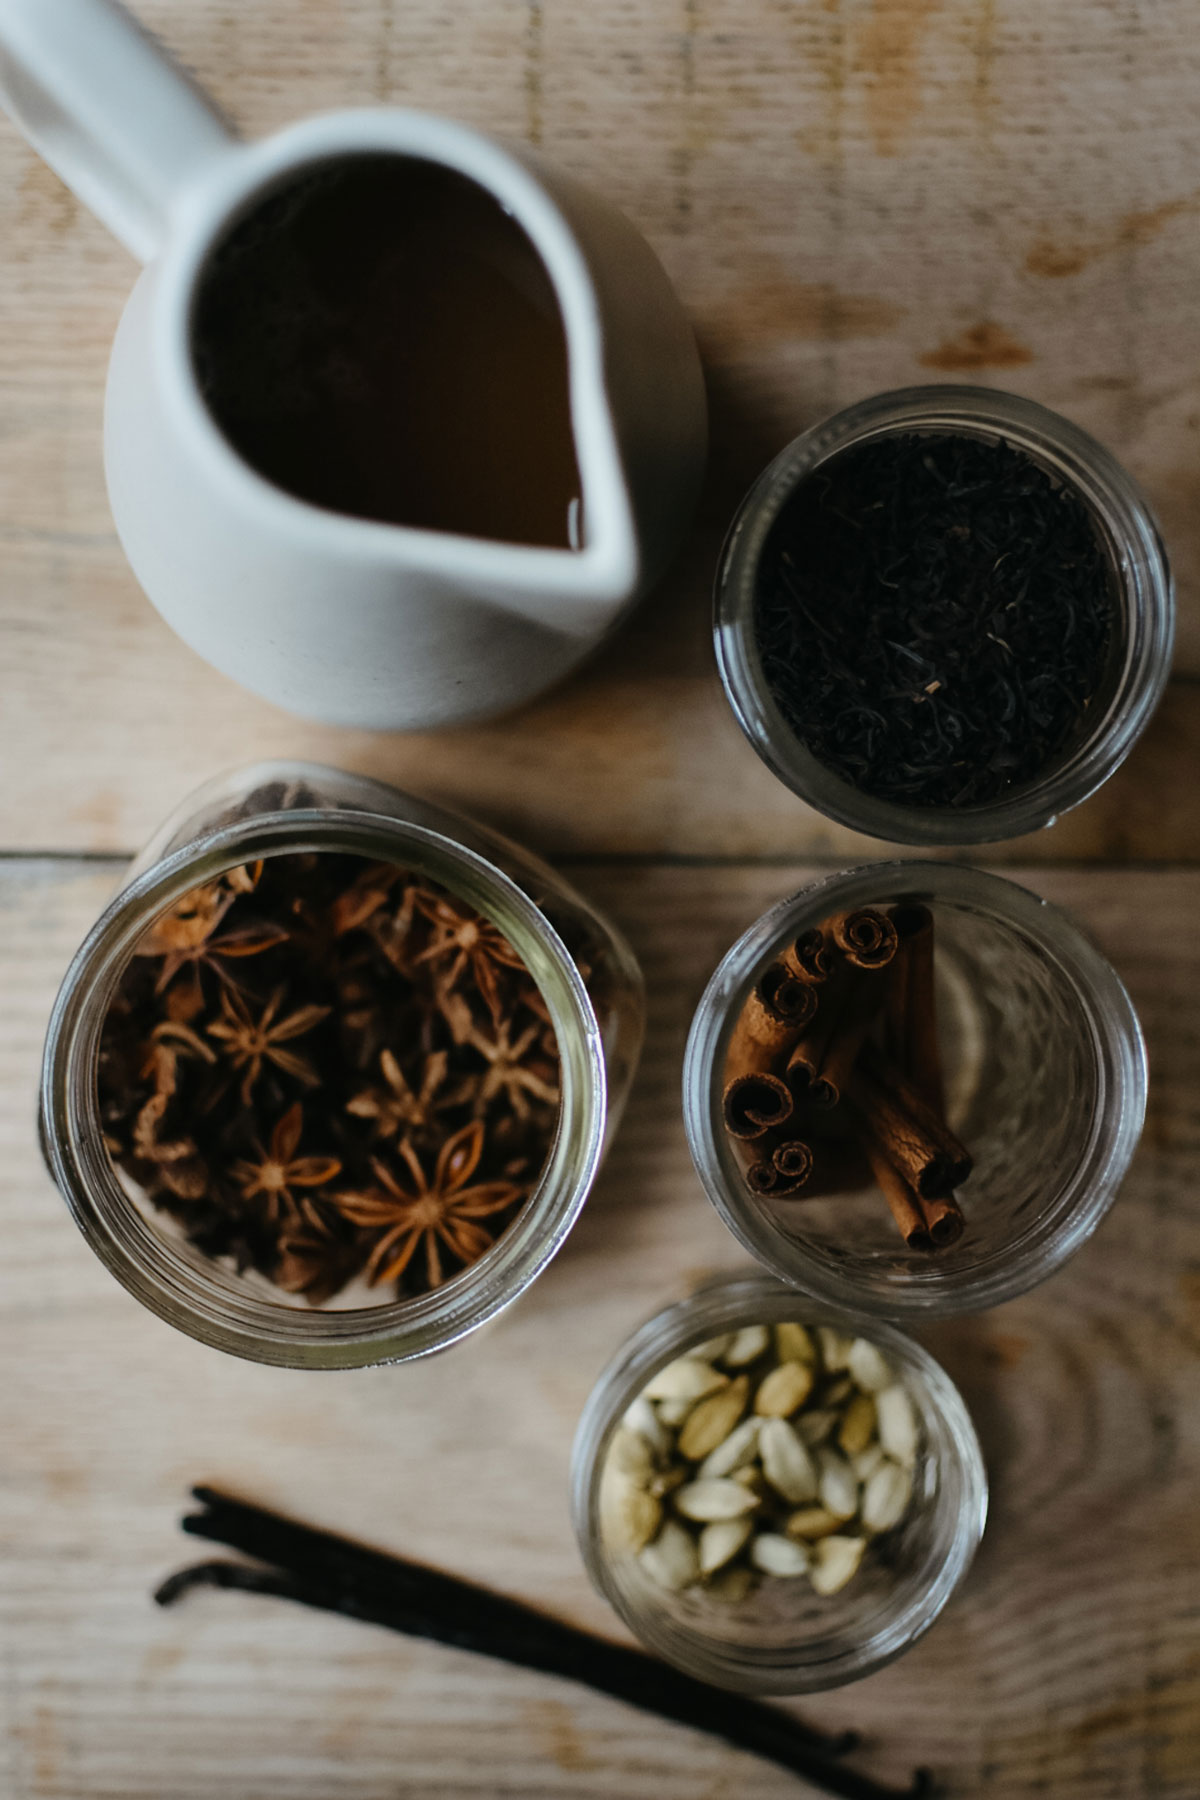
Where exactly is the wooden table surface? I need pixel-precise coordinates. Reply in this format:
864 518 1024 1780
2 4 1199 1796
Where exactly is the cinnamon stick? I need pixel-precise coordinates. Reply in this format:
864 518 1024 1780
723 1073 794 1141
918 1191 965 1249
722 964 819 1140
885 905 944 1113
727 968 818 1078
864 1144 934 1252
785 964 888 1108
782 927 836 985
757 961 820 1030
745 1134 814 1196
747 1135 874 1202
847 1046 972 1200
793 1138 873 1199
828 910 899 971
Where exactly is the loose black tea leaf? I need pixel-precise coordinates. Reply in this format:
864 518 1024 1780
97 853 562 1304
754 432 1115 808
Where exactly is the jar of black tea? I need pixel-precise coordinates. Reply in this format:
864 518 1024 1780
714 386 1173 845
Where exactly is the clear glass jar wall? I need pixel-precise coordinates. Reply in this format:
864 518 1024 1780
714 385 1174 846
40 762 644 1367
683 862 1146 1318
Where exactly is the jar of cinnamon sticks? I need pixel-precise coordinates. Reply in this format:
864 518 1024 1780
571 1272 987 1693
683 862 1146 1317
40 762 643 1366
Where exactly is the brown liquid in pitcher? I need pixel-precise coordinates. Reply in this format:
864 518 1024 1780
191 156 582 547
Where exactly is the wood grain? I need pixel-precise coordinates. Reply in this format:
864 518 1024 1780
2 0 1200 855
2 3 1198 1794
2 496 1199 861
2 856 1198 1799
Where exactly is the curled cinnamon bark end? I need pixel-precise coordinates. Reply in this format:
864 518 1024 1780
829 909 899 971
772 1138 814 1182
785 1042 838 1109
723 1073 794 1140
725 966 817 1093
783 928 835 985
865 1145 964 1250
757 963 819 1030
921 1192 965 1248
746 1135 814 1196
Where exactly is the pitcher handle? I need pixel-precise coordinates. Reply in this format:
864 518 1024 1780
0 0 235 261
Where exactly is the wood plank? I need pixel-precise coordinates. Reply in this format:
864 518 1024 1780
3 1 1200 855
2 855 1198 1797
1 496 1199 862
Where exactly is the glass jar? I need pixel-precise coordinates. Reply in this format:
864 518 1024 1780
683 862 1145 1318
39 762 643 1367
570 1272 987 1693
714 384 1174 845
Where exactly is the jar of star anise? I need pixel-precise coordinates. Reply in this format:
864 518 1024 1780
40 763 643 1366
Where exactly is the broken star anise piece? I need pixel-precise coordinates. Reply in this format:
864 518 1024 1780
232 1102 342 1227
130 1091 209 1202
206 985 331 1105
334 1120 525 1293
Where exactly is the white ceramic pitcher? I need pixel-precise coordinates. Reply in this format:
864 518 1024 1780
0 0 706 728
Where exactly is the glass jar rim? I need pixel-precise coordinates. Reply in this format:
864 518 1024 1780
570 1271 988 1692
714 383 1174 846
682 860 1147 1318
40 809 606 1367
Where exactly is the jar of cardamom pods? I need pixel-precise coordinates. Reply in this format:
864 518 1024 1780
40 762 643 1366
571 1272 987 1692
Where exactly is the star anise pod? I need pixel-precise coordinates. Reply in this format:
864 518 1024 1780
465 1019 561 1121
345 1048 449 1141
231 1102 342 1226
333 1120 525 1291
207 985 331 1104
413 890 527 1025
155 919 290 1007
134 882 234 962
132 875 287 1008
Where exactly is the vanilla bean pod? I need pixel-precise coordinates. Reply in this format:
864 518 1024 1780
166 1489 935 1799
